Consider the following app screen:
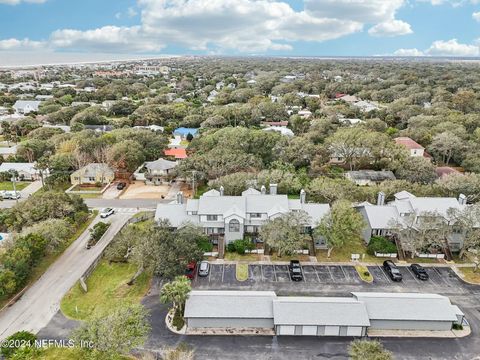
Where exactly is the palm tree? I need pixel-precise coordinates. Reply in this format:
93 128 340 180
160 276 191 314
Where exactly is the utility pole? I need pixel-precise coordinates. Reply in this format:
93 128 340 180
191 170 197 198
10 170 18 204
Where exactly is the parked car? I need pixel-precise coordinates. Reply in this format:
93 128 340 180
410 263 429 280
383 260 403 282
198 261 210 277
185 261 197 280
2 191 21 200
100 208 115 218
289 260 303 281
116 182 126 190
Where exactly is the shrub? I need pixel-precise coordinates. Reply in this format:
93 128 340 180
172 307 185 331
227 239 255 255
74 211 89 226
452 324 463 330
367 236 397 256
1 331 37 359
197 238 213 252
88 222 110 247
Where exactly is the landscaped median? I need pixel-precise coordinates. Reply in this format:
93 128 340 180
355 265 373 283
60 260 150 320
236 263 249 281
455 266 480 285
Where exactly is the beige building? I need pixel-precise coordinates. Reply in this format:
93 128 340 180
70 163 114 186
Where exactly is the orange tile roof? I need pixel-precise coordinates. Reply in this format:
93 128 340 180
394 137 424 150
164 148 187 159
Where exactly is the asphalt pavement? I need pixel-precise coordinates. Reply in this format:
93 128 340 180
0 212 132 340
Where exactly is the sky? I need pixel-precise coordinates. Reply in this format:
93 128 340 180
0 0 479 65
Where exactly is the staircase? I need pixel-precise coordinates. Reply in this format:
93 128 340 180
393 235 406 261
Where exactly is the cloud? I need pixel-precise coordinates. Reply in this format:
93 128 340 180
426 39 479 56
368 20 413 37
0 0 411 53
418 0 480 6
0 38 45 50
0 0 46 4
473 11 480 21
393 48 424 56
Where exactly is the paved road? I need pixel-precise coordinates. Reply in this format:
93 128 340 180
0 212 132 340
0 180 43 209
85 198 164 209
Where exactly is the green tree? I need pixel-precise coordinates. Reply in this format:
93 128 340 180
348 339 393 360
160 276 192 313
395 157 437 184
72 304 151 360
107 140 146 173
315 200 365 257
259 211 311 257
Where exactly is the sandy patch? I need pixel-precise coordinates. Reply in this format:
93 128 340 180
120 181 171 200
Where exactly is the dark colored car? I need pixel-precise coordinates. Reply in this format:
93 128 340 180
410 263 429 280
185 262 197 280
289 260 303 281
117 182 127 190
383 260 403 282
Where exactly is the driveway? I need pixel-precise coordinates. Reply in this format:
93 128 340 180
0 180 43 209
102 183 123 199
0 212 132 340
120 181 171 200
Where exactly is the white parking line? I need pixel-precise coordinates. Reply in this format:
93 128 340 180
406 266 421 284
339 266 348 280
221 264 225 283
272 265 278 282
378 265 392 283
433 267 450 286
260 265 264 282
325 266 334 281
313 266 321 282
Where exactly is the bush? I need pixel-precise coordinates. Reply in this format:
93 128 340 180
197 238 213 252
367 236 397 256
452 324 463 330
88 222 110 247
172 307 185 331
1 331 36 359
74 211 89 226
227 239 255 255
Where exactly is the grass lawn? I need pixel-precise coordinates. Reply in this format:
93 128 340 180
270 253 310 262
316 237 382 263
405 257 442 264
0 181 31 191
36 348 131 360
457 267 480 284
0 211 97 309
355 265 373 282
224 252 260 261
236 264 248 281
78 193 101 199
60 260 151 321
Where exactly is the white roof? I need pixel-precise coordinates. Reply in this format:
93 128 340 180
262 127 294 137
352 293 458 322
362 205 399 229
185 291 276 319
155 203 198 227
0 162 37 174
273 297 370 326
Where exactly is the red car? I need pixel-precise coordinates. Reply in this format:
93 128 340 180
185 262 197 280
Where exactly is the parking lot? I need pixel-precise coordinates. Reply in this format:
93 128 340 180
193 263 471 294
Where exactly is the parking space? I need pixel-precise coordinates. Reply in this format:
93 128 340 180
193 262 468 294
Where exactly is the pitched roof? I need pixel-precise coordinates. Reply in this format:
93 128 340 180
346 170 396 182
436 167 461 178
361 205 399 229
74 163 114 177
164 148 188 159
273 297 370 326
352 292 458 322
155 203 198 227
185 291 276 319
394 137 424 150
0 162 37 174
145 158 177 171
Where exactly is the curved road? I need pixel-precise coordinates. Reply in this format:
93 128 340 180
0 212 132 340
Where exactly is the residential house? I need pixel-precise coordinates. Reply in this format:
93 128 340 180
134 158 177 185
436 167 461 178
155 185 330 251
13 100 41 115
262 126 294 137
164 148 188 159
352 100 379 113
261 121 289 128
173 127 199 139
133 125 164 133
345 170 396 186
356 191 469 252
70 163 114 186
0 145 18 159
297 110 312 119
84 125 114 133
0 162 47 181
394 137 431 159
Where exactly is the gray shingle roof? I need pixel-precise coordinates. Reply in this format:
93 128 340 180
185 291 276 319
273 297 370 326
352 292 458 322
145 158 177 171
346 170 396 182
155 203 198 227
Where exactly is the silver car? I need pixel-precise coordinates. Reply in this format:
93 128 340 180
198 261 210 277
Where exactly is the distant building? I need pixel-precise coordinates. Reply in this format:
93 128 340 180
345 170 396 186
394 137 432 160
13 100 41 115
436 167 461 178
262 126 294 137
164 148 188 159
0 162 47 181
173 127 199 139
134 158 177 185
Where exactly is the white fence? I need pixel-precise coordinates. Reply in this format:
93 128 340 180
293 249 309 255
374 252 398 258
204 252 219 257
415 252 445 259
245 249 265 254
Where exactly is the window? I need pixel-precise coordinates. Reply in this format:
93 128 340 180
250 213 261 219
205 227 215 235
229 219 240 232
207 215 218 221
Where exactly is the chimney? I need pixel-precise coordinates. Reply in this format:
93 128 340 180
176 191 184 204
377 192 385 206
459 194 467 206
300 189 306 204
261 185 266 195
270 183 277 195
219 186 224 196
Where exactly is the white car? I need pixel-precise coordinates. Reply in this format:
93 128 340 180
2 191 21 200
100 208 115 218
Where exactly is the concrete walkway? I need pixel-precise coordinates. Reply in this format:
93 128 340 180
0 180 43 208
